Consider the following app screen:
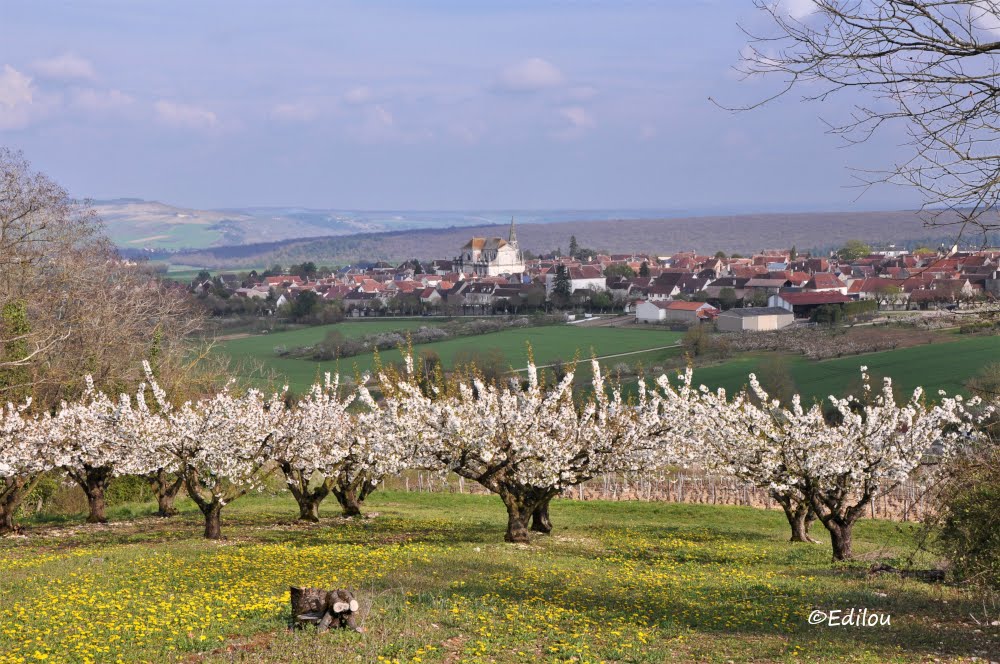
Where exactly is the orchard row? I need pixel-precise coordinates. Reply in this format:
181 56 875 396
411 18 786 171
0 355 989 560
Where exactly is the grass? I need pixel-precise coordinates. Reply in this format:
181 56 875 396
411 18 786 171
1 492 996 663
107 224 223 251
684 334 1000 403
220 323 683 392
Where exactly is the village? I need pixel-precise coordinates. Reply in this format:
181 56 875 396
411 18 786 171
189 218 1000 332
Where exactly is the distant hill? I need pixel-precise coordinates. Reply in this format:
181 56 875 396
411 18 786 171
136 210 995 269
93 199 719 251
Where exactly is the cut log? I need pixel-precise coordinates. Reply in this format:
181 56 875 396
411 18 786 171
296 612 324 623
868 563 946 583
289 586 364 632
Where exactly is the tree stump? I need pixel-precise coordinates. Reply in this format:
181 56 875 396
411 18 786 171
290 586 362 632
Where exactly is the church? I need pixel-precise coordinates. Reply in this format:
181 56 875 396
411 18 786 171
454 218 526 277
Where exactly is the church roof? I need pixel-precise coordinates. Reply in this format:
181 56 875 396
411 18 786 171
462 237 510 251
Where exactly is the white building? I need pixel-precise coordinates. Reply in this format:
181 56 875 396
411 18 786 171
455 218 525 277
544 265 607 297
636 300 717 324
716 307 795 332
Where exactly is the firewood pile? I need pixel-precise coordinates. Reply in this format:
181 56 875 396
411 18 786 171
290 586 363 632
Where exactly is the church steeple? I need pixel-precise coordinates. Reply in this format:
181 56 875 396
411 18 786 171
508 216 518 247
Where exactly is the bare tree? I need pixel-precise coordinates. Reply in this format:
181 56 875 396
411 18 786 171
0 148 205 405
734 0 1000 236
1 148 101 386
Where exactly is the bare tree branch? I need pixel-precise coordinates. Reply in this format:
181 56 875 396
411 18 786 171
735 0 1000 235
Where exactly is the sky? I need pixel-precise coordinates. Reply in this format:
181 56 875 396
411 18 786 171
0 0 922 212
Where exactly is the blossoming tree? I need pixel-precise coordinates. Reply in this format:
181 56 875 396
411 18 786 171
330 379 420 517
800 370 973 560
398 356 653 543
49 378 134 523
164 386 285 539
121 368 183 517
0 400 51 534
273 374 354 521
692 375 822 543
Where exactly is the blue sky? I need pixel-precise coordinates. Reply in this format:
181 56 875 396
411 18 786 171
0 0 919 211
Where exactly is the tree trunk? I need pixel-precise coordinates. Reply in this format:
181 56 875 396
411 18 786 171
201 501 224 540
828 522 854 561
155 489 178 517
148 470 183 517
332 486 363 518
75 466 113 524
299 496 323 522
501 493 534 544
773 492 819 543
786 508 815 543
85 485 107 524
281 464 330 522
0 502 16 535
530 498 553 534
0 476 37 535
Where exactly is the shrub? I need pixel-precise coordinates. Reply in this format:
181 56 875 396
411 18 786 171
105 475 154 505
932 441 1000 590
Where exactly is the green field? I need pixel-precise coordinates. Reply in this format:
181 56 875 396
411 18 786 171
1 491 994 663
683 334 1000 403
107 224 223 251
218 319 998 401
220 322 684 392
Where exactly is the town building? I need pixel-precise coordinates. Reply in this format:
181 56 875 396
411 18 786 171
716 307 795 332
454 218 525 277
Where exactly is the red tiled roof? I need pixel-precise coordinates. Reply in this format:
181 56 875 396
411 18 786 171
776 292 851 305
665 300 715 311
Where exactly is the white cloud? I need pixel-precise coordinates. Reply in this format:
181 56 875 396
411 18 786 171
561 106 595 129
553 106 595 140
0 65 35 130
371 104 393 127
32 53 96 81
72 88 134 112
344 86 373 105
971 2 1000 36
154 100 217 129
496 58 565 93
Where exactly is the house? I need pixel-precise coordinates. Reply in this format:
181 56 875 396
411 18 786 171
703 277 750 301
419 287 442 306
769 291 851 318
544 265 607 297
803 273 847 294
716 307 795 332
745 278 789 293
635 300 717 324
635 300 672 323
234 286 269 300
463 282 497 307
645 272 685 300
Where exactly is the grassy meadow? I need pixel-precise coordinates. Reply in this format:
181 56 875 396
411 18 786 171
219 322 684 392
680 334 1000 404
217 318 998 401
1 492 996 663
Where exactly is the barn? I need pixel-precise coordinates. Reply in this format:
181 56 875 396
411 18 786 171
716 307 795 332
